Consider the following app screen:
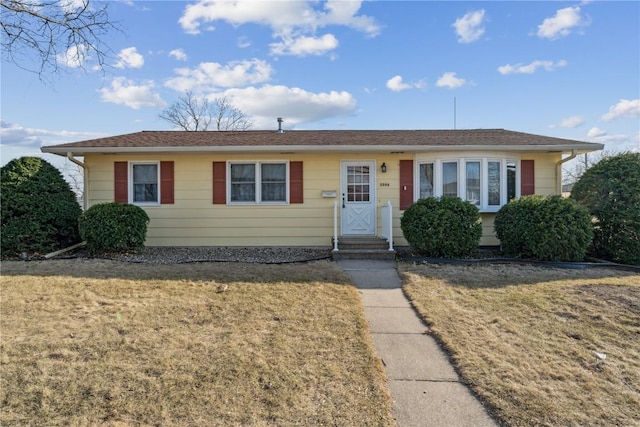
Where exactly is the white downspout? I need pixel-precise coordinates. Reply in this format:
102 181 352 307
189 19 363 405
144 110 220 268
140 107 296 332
555 150 578 195
66 152 88 210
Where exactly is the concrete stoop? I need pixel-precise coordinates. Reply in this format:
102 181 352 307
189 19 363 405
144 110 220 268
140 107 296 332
331 236 396 261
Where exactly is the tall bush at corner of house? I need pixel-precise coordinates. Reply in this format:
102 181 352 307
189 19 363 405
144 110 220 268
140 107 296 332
78 202 150 254
494 195 593 262
400 197 482 258
571 152 640 265
0 156 81 257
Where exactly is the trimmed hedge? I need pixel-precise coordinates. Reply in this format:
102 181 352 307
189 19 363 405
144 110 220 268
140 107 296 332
400 197 482 258
494 195 593 262
1 156 81 257
79 202 149 254
571 153 640 265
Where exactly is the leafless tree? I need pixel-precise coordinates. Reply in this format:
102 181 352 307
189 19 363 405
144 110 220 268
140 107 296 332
563 150 614 186
1 0 117 77
159 91 254 131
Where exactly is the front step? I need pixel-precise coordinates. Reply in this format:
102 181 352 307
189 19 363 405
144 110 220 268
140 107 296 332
331 236 396 261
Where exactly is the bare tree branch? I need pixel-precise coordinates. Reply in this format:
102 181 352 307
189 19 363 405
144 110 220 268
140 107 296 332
1 0 118 78
159 92 254 131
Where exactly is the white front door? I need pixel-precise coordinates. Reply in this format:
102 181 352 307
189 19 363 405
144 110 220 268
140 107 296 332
341 161 376 235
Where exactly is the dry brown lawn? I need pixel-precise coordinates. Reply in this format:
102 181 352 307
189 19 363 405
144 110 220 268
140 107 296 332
399 262 640 427
0 259 393 426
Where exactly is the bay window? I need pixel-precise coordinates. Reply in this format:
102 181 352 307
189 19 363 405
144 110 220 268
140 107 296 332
416 158 519 211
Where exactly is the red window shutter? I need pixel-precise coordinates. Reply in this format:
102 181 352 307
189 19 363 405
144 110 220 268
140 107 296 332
114 161 128 203
212 161 226 204
399 160 414 210
160 161 174 204
290 161 303 204
521 160 535 196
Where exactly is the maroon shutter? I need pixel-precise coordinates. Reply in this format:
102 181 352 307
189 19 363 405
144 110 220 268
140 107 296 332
290 161 303 204
399 160 414 210
212 161 226 204
521 160 535 196
114 161 128 203
160 161 174 204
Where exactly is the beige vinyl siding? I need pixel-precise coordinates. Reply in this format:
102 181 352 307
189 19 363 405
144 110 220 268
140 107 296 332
83 151 561 248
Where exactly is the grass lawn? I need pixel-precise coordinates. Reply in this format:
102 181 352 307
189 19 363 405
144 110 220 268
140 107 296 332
399 262 640 427
1 259 394 426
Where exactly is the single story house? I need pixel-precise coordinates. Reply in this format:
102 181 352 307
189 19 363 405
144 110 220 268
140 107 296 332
41 128 603 250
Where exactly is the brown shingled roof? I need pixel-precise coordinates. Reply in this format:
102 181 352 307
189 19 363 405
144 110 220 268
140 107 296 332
41 129 603 154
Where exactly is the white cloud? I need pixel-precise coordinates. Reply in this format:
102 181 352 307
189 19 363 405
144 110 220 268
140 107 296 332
99 77 166 109
498 59 568 75
0 121 103 150
587 127 606 138
386 75 411 92
114 47 144 69
453 9 486 43
585 126 629 145
0 121 105 169
178 0 380 57
270 33 338 56
169 48 188 61
551 115 585 128
601 99 640 121
216 84 357 129
165 59 272 92
436 72 466 89
56 44 88 68
385 75 425 92
537 6 587 39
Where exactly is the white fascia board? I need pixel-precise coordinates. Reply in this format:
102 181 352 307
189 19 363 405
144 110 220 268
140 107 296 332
41 143 604 156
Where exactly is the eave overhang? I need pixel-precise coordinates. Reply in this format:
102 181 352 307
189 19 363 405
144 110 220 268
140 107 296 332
41 143 605 156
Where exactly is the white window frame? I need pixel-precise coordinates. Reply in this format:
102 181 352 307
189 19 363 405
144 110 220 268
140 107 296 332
415 158 521 212
129 161 160 206
227 160 290 205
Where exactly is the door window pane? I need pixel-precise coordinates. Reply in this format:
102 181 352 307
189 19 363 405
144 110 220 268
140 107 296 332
488 161 501 206
442 162 458 197
346 165 370 202
132 164 158 203
419 163 434 199
466 161 480 206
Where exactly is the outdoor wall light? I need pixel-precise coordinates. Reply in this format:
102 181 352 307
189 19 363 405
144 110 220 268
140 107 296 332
381 162 387 173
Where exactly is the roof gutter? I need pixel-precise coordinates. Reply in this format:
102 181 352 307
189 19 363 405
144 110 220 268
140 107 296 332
66 152 89 211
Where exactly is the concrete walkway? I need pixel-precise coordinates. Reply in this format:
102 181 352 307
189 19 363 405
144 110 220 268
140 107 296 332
336 259 498 427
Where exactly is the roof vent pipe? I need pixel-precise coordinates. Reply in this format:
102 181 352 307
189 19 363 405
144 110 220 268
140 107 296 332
277 117 284 133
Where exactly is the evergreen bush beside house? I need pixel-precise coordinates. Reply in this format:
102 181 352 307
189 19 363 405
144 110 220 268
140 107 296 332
400 196 482 259
79 202 150 254
1 156 81 258
570 152 640 266
494 195 593 262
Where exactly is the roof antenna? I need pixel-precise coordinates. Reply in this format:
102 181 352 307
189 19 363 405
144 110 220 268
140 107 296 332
453 97 457 130
277 117 284 134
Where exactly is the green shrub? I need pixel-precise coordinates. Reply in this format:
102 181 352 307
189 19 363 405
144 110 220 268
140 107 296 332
400 197 482 258
494 195 593 262
1 156 81 257
79 202 149 254
570 153 640 265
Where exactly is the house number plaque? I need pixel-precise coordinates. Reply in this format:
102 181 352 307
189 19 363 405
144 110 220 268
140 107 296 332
379 183 390 187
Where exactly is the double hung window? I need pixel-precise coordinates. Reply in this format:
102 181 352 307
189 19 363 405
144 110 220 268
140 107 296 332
229 162 288 204
131 162 159 204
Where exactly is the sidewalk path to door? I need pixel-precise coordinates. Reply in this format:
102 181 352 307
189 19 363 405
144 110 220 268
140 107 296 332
336 259 498 427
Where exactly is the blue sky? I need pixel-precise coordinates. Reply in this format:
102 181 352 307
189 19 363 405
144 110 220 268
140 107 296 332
1 0 639 172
